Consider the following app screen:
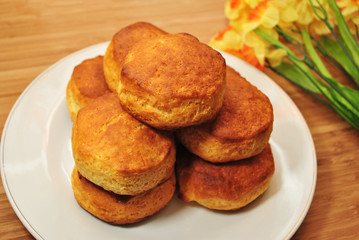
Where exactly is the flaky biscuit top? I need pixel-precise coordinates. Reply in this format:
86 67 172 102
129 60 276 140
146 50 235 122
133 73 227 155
73 93 174 174
112 22 167 68
202 66 273 141
72 56 111 99
177 144 274 200
121 33 226 99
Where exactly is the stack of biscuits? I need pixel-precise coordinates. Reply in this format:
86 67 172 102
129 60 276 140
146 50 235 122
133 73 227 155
66 22 275 224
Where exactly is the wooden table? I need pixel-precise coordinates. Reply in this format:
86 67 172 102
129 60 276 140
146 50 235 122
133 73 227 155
1 1 358 239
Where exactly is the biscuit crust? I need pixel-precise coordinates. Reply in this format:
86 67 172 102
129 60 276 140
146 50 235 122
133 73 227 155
71 167 176 225
72 93 176 195
119 33 226 129
103 22 167 91
176 144 275 210
66 56 111 121
176 66 273 162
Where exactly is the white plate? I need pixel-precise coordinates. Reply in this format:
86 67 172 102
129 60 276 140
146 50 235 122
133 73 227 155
1 42 316 240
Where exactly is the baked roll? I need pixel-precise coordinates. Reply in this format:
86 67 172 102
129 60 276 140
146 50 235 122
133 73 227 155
72 93 176 195
118 33 226 130
66 55 111 121
176 66 273 162
176 144 275 210
71 167 176 224
103 22 167 92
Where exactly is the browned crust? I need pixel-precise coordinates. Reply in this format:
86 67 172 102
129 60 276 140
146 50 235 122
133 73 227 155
176 124 272 163
103 22 167 91
176 144 275 210
112 22 167 65
118 33 226 129
175 66 273 162
121 33 226 99
72 93 176 195
66 56 111 121
205 66 273 140
71 167 176 225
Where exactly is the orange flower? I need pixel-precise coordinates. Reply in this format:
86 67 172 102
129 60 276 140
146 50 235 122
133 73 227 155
241 0 279 32
230 0 241 9
214 25 233 41
336 0 359 27
211 0 356 70
248 0 270 21
228 45 266 70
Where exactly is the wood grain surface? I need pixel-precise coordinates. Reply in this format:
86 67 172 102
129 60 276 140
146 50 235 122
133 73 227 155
1 0 358 239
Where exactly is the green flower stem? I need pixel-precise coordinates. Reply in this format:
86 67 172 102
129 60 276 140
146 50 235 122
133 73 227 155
312 37 358 88
301 28 359 113
255 28 359 130
272 61 321 93
308 0 359 74
301 28 332 79
319 36 359 86
326 0 359 69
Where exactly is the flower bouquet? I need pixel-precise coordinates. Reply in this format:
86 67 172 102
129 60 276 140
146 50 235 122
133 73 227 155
210 0 359 130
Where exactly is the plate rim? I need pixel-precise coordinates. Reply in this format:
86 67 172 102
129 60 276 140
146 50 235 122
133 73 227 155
0 42 110 240
222 50 317 239
0 42 317 240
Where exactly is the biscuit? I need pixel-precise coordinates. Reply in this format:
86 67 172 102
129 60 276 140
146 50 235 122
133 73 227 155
176 144 275 211
103 22 167 92
72 93 176 195
71 167 176 225
119 33 226 130
66 55 111 121
176 66 273 162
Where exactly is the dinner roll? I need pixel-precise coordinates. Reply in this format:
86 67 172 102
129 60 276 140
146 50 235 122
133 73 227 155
66 55 111 121
176 144 275 211
72 93 176 195
176 66 273 162
71 167 176 225
118 33 226 130
103 22 167 92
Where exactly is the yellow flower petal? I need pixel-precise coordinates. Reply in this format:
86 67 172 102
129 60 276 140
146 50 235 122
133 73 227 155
347 18 359 34
254 46 266 66
352 16 359 25
261 26 279 39
311 19 331 35
243 30 268 48
230 10 251 31
336 0 359 19
296 0 313 25
245 0 265 9
209 28 243 50
341 6 359 16
243 27 279 48
267 48 287 67
260 6 279 28
242 21 261 33
225 0 242 20
280 6 298 23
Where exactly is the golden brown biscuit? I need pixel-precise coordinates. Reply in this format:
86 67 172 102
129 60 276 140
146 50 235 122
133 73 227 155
71 167 176 225
66 55 111 121
119 33 226 130
103 22 167 91
176 66 273 162
72 93 176 195
176 144 275 211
